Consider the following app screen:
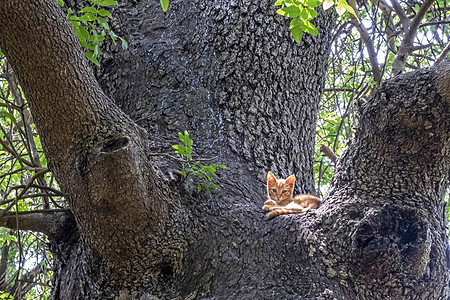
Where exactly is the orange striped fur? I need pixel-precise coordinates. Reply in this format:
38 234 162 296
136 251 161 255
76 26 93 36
263 171 320 219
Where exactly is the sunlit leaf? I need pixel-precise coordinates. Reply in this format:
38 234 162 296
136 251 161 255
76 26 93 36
335 3 346 16
160 0 169 12
323 0 334 10
99 0 118 5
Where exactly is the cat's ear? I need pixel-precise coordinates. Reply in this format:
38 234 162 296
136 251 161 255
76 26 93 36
267 171 277 185
285 174 296 188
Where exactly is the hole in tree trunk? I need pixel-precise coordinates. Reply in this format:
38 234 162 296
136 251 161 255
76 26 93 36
100 136 130 153
159 263 174 279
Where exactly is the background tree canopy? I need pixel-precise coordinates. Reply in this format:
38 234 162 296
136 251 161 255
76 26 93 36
0 0 448 298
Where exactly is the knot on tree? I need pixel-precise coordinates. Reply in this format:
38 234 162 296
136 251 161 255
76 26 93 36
351 203 431 279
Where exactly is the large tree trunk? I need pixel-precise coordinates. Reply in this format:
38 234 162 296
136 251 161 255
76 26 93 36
0 0 449 299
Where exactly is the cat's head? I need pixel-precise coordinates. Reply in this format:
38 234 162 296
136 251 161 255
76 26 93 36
267 171 295 202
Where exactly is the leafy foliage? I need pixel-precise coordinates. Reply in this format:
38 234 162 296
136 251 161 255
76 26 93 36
58 0 128 66
173 131 226 194
275 0 356 43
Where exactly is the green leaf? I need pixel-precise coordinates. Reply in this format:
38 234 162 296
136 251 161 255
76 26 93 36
304 20 318 35
172 145 185 150
0 111 16 123
99 0 118 5
79 13 96 21
278 5 301 18
290 18 300 30
84 51 100 66
97 16 110 30
300 7 317 20
98 8 113 19
74 26 89 46
337 0 356 17
78 7 98 14
197 183 202 192
160 0 169 12
57 0 64 7
178 132 186 144
120 37 128 50
305 0 321 7
291 25 304 43
274 0 284 5
172 144 187 156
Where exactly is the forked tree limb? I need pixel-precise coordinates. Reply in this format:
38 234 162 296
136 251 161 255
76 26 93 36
391 0 436 75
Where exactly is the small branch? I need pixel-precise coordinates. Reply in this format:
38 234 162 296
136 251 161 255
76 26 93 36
411 43 434 51
419 20 450 28
435 42 450 65
9 183 63 197
0 167 48 179
330 21 351 46
320 144 338 163
0 138 32 167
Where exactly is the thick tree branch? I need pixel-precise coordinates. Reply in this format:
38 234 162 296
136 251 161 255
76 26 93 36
0 209 72 237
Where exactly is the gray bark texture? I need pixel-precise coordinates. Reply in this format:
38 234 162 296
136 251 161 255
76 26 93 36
0 0 449 299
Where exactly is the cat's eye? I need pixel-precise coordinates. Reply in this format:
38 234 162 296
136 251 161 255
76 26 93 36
282 190 287 194
271 189 277 193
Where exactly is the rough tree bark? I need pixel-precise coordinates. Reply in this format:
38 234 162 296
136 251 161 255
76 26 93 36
0 0 449 299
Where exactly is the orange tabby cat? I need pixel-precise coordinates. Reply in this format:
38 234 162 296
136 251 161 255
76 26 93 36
262 171 320 219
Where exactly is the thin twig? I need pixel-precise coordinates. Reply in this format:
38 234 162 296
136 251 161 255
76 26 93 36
419 20 450 28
